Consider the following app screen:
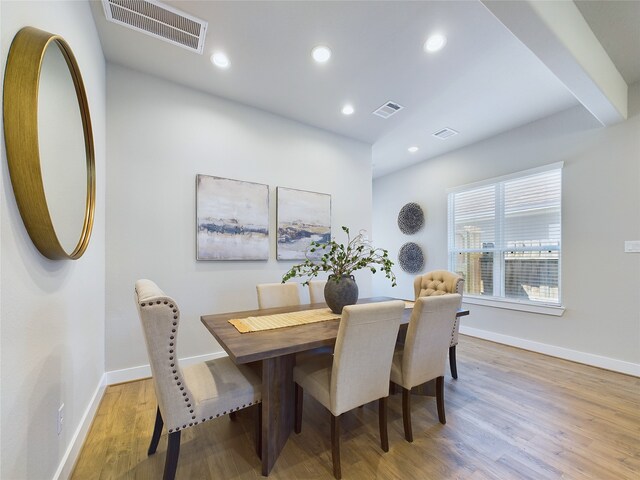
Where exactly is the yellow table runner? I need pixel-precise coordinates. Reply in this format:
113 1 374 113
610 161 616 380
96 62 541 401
230 308 340 333
229 300 416 334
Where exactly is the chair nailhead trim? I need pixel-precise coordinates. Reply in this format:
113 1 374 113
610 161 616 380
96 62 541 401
146 301 191 423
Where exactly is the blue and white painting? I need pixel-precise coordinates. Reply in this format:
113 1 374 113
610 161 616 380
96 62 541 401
277 187 331 260
197 175 269 260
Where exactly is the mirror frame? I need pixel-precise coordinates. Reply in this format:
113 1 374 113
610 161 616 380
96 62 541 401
3 27 95 260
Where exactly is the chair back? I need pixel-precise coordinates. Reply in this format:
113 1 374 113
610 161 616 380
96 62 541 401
402 295 462 388
135 279 194 430
256 282 301 309
308 280 327 304
414 270 464 299
330 300 404 415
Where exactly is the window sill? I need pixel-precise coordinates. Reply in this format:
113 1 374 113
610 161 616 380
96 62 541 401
462 296 565 316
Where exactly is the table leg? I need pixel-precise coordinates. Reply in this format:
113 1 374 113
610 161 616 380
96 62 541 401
261 353 295 476
412 378 436 396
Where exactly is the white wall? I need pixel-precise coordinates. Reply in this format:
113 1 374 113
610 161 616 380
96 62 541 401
373 83 640 371
0 2 106 479
106 65 372 373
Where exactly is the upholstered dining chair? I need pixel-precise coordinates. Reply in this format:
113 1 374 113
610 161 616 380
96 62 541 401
293 300 405 479
135 279 262 480
390 294 462 442
414 270 465 378
256 282 301 309
308 280 327 304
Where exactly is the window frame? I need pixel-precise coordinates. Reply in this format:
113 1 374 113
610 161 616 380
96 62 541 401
447 162 565 316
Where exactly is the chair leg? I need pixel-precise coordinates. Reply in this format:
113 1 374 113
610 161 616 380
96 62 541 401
402 387 413 443
331 413 342 479
163 430 181 480
255 403 262 459
148 406 164 455
378 397 389 452
449 345 458 379
295 383 303 434
436 376 446 424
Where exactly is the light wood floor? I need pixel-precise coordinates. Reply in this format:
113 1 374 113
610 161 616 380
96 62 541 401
72 336 640 479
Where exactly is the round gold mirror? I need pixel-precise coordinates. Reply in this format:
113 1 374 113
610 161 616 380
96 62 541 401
3 27 95 260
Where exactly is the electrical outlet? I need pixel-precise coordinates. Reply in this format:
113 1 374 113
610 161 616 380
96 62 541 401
57 403 64 436
624 240 640 253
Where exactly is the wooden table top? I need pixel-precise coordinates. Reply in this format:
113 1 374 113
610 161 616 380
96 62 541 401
201 296 469 364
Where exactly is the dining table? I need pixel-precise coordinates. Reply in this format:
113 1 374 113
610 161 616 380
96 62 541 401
200 296 469 476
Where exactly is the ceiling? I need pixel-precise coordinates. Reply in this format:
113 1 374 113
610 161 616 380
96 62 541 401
90 1 638 178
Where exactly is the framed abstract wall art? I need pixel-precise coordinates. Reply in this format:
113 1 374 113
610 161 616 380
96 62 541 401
196 175 269 260
276 187 331 260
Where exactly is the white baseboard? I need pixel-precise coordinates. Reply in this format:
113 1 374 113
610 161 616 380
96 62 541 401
460 326 640 377
105 351 228 385
53 373 107 480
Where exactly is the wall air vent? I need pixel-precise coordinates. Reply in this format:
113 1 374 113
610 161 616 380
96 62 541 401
432 127 458 139
102 0 208 54
372 101 405 119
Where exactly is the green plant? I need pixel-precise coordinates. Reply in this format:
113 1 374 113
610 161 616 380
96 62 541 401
282 226 397 287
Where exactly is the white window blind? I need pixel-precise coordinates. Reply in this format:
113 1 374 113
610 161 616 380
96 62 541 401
448 165 562 306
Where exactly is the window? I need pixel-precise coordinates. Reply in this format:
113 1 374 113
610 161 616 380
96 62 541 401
448 163 562 310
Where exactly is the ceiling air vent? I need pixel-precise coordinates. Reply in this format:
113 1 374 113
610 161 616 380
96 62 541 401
432 127 458 140
372 101 404 119
102 0 208 54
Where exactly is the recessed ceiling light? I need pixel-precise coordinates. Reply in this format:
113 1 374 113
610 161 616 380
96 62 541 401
211 52 230 69
424 34 447 53
312 45 331 63
408 146 419 153
341 104 354 115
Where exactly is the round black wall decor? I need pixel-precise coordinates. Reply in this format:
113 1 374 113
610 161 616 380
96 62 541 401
397 202 424 234
398 242 424 273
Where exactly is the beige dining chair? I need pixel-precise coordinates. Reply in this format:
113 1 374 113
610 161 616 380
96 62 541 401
308 280 327 304
390 294 461 442
135 279 262 480
293 300 404 479
256 282 301 309
414 270 465 378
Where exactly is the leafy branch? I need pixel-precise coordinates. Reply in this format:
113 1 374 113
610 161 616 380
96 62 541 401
282 226 397 287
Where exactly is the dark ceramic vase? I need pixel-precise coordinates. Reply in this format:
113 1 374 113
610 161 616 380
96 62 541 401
324 274 359 314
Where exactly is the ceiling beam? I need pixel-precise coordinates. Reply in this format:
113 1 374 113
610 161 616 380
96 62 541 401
482 0 627 126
